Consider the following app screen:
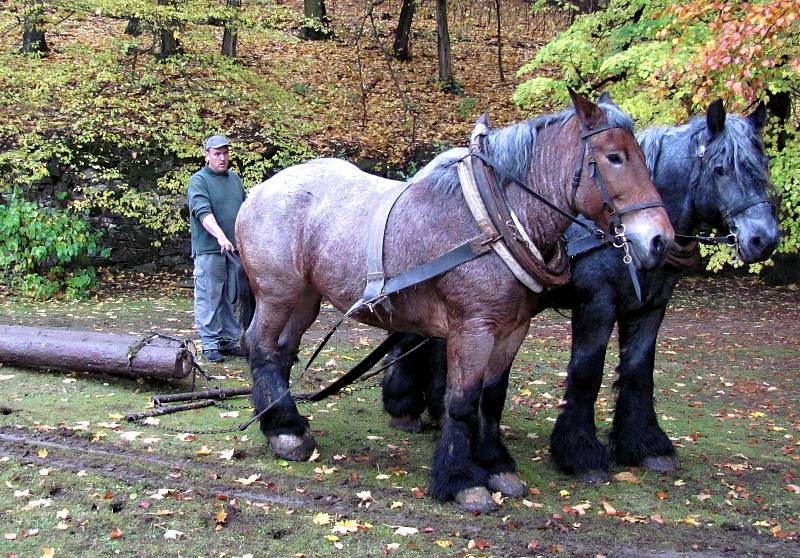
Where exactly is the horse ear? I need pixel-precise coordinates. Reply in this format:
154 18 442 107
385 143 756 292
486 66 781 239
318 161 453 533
706 99 726 138
477 112 492 130
569 87 603 130
597 91 616 107
747 102 767 131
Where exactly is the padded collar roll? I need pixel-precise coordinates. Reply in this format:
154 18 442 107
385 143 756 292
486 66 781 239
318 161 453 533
458 117 570 292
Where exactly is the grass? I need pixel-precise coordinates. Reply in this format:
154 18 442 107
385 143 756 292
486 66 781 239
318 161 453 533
1 276 799 556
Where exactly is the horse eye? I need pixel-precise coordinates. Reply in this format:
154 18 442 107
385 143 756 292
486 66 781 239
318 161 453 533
606 153 623 165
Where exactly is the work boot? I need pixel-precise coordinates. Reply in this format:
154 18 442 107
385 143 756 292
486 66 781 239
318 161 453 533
203 349 225 363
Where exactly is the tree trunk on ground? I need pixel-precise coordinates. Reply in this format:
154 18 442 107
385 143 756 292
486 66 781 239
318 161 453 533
221 0 240 58
393 0 415 61
0 325 195 380
300 0 332 40
21 0 48 54
435 0 455 91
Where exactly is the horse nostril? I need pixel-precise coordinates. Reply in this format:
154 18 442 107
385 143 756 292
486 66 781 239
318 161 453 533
651 235 666 257
750 235 763 248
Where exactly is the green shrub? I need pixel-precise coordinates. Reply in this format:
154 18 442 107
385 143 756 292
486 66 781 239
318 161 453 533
0 193 109 300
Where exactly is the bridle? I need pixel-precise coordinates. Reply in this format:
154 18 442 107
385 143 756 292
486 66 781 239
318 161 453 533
472 119 665 300
571 123 665 266
675 142 774 253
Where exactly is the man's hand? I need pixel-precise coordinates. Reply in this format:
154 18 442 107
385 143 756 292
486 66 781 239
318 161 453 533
218 235 234 253
201 213 235 253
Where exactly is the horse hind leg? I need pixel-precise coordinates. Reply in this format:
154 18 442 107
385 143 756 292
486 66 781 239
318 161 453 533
610 310 677 473
247 287 322 461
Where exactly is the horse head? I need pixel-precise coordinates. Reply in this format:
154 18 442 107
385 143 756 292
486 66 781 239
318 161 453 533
568 90 673 271
695 100 781 263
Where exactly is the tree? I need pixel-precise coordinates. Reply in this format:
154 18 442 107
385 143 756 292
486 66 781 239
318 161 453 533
156 0 181 59
21 0 48 54
435 0 454 90
300 0 332 40
393 0 415 60
221 0 241 58
493 0 504 82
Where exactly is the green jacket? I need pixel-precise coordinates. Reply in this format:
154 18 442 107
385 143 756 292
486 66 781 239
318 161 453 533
187 165 246 256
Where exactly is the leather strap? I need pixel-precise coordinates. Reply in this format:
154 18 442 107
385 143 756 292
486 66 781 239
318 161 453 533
361 181 415 304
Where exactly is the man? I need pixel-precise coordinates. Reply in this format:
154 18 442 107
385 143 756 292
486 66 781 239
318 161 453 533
187 135 246 363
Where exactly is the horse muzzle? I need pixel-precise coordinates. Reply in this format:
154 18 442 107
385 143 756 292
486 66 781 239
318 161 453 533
622 209 674 271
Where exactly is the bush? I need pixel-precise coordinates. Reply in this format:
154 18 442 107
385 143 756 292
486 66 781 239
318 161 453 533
0 193 109 299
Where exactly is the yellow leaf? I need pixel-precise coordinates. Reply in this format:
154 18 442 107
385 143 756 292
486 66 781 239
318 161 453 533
108 413 124 420
559 489 570 498
38 449 48 458
215 511 227 524
390 501 403 509
325 535 339 542
613 472 640 483
435 540 453 547
332 520 359 534
41 548 55 558
602 501 617 515
235 474 261 486
194 445 213 456
313 512 332 526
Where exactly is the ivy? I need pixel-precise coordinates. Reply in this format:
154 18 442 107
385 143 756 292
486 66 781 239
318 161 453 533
0 192 108 299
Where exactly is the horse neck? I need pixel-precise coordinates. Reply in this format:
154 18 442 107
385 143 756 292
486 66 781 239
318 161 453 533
646 125 704 237
502 123 576 251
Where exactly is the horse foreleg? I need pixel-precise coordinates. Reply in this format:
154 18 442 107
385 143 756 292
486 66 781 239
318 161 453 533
431 327 494 513
478 324 530 498
550 301 615 483
610 308 677 472
382 335 447 432
247 289 321 461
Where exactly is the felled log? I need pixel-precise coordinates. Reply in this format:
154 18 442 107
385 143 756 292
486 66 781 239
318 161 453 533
0 325 195 380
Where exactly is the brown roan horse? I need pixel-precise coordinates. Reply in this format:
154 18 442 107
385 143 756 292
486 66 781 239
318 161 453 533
235 91 674 513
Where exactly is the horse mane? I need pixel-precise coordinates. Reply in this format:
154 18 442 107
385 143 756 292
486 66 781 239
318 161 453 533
637 113 770 182
410 102 636 195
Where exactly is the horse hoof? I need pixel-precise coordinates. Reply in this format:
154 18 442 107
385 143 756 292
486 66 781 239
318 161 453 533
389 415 422 433
269 432 317 461
487 472 526 497
579 469 611 485
643 455 678 473
454 486 498 514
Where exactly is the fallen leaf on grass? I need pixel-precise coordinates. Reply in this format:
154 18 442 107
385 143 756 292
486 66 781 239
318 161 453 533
38 449 48 458
314 465 335 475
215 511 227 525
14 489 30 498
680 515 702 526
313 512 332 526
119 431 142 442
785 484 800 494
163 529 185 540
41 548 55 558
109 529 123 539
614 472 640 483
194 446 213 456
218 449 235 460
435 540 453 547
332 520 359 534
390 501 403 509
235 474 260 486
392 526 419 537
219 411 239 418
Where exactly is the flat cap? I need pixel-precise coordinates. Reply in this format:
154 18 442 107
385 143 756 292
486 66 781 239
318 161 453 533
204 135 231 150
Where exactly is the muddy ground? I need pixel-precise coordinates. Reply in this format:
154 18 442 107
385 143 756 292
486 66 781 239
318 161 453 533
0 273 798 557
